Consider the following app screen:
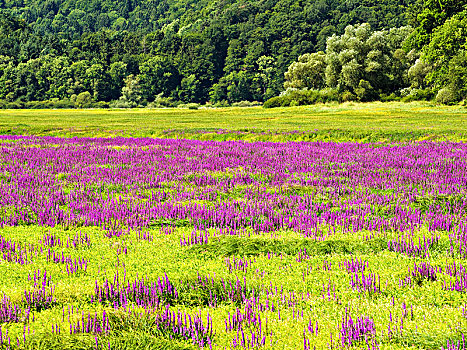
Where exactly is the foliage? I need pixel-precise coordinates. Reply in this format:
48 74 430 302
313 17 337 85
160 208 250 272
446 51 467 102
284 52 327 90
119 74 142 107
405 1 467 102
263 88 339 108
435 87 458 105
75 91 92 108
422 13 467 102
407 58 431 88
405 0 467 50
325 24 414 95
0 0 416 106
0 0 464 106
399 87 434 102
274 23 418 105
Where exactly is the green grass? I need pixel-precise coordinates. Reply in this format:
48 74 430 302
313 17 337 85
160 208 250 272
0 101 466 142
0 225 465 349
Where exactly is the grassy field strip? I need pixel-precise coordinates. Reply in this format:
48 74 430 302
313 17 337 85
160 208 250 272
0 102 466 141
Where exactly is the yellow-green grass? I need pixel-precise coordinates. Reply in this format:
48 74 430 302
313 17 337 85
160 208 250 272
0 225 465 349
0 101 466 142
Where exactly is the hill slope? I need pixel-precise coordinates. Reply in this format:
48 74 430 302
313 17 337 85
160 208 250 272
0 0 427 105
1 0 413 36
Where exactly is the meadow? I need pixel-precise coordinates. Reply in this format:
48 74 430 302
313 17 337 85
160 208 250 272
0 102 466 349
0 101 466 142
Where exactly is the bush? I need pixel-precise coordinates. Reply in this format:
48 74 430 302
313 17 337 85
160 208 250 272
75 91 92 108
109 100 133 108
380 93 401 102
13 99 84 109
231 100 262 107
264 89 339 108
178 103 200 110
4 100 25 109
340 91 356 102
263 96 284 108
436 87 458 105
147 93 176 108
447 51 467 101
35 101 48 109
1 99 112 110
214 100 230 107
92 101 110 108
400 88 434 102
320 88 340 102
52 99 75 108
355 80 377 102
418 89 434 101
25 101 52 109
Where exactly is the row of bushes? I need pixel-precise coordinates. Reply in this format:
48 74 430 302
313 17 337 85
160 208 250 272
263 89 339 108
263 86 467 108
0 99 263 110
0 99 110 109
263 88 440 108
0 90 462 109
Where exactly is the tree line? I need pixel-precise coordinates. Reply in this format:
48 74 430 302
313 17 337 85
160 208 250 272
0 0 464 108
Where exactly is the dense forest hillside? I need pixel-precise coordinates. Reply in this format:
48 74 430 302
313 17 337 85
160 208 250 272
0 0 465 107
1 0 412 35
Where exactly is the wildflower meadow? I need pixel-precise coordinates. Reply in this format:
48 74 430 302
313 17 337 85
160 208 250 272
0 132 466 349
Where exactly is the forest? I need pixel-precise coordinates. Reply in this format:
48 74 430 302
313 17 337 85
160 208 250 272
0 0 465 108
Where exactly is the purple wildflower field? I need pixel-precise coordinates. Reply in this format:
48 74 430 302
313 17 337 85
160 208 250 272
0 134 467 349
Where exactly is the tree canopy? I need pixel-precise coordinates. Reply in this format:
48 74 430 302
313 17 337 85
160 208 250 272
0 0 464 106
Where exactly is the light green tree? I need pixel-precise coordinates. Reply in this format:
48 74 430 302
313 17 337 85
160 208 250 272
119 74 142 107
408 59 431 88
325 24 413 95
254 56 276 100
284 52 326 90
75 91 92 108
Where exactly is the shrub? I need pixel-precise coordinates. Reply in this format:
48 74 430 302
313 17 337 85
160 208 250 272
341 91 356 102
5 100 24 109
52 99 75 109
447 51 467 102
319 88 340 102
11 100 75 109
147 93 176 108
436 87 458 105
355 80 377 102
92 101 110 108
400 88 434 102
109 100 133 108
264 89 338 108
177 103 200 109
231 100 262 107
263 96 285 108
214 100 230 107
380 93 401 102
75 92 92 108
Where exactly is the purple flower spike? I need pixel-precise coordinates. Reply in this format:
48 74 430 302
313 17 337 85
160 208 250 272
340 309 378 348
